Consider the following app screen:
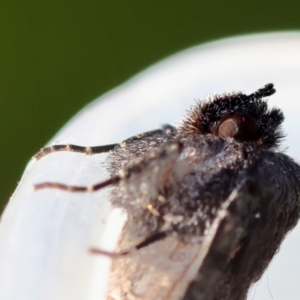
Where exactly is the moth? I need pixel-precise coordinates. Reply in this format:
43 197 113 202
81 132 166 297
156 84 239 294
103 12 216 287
34 84 300 300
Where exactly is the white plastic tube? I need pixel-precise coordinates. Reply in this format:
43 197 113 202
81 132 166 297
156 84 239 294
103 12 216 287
1 32 300 300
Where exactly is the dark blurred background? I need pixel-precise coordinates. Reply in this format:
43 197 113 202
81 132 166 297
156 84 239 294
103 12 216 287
1 1 300 211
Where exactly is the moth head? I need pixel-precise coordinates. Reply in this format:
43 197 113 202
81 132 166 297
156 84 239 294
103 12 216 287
178 83 284 149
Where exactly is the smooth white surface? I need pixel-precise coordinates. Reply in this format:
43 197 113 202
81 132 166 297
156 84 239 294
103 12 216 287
0 32 300 300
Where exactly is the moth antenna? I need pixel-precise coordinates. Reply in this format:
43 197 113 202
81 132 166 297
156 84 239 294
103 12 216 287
34 175 121 192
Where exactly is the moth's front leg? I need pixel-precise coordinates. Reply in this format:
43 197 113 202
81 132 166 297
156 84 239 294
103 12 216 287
34 124 176 160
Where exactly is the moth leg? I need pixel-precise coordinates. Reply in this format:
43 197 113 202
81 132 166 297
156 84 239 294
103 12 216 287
34 175 121 192
89 228 173 258
34 124 176 160
34 141 182 193
34 143 117 160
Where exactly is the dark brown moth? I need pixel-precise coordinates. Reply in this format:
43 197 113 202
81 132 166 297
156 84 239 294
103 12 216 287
34 84 300 300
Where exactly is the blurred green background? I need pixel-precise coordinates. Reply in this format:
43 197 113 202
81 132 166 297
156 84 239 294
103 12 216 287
1 1 300 211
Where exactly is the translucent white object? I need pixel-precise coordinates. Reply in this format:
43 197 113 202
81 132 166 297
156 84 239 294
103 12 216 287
1 32 300 300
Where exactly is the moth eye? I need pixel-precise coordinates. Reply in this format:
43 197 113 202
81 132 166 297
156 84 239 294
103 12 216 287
213 114 260 141
218 118 238 139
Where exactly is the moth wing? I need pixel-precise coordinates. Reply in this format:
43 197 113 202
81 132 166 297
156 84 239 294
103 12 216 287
106 188 243 300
